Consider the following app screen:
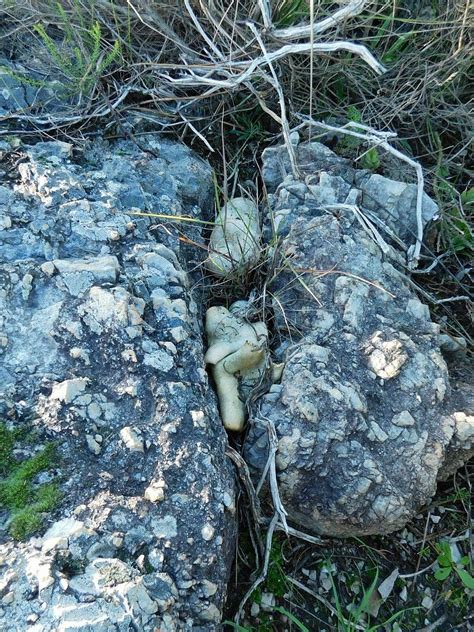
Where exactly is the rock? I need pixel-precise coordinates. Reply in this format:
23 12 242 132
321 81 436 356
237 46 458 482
205 197 261 277
86 434 102 455
357 172 439 243
51 378 89 404
201 524 215 541
438 382 474 479
243 139 473 537
262 139 436 252
42 518 95 553
144 481 166 503
0 135 235 629
120 426 145 453
52 255 120 297
0 58 67 119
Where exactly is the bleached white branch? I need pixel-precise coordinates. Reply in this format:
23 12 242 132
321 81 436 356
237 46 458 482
247 21 299 179
235 513 279 625
184 0 224 61
325 204 392 254
169 39 386 89
295 116 426 268
257 0 273 30
273 0 368 41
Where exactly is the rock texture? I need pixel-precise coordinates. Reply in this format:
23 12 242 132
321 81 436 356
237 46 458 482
0 137 236 630
244 139 473 537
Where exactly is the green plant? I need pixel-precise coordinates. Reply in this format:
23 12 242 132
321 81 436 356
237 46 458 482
335 107 380 171
360 147 381 171
8 483 62 540
329 567 416 632
265 537 289 599
33 3 120 96
381 31 415 65
0 65 46 89
251 535 289 606
433 541 474 589
419 545 431 560
273 606 309 631
230 108 268 144
275 0 310 27
440 486 470 504
0 423 61 540
224 605 309 632
431 126 473 256
0 423 20 476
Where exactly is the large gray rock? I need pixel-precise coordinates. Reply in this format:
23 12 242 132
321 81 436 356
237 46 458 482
244 140 473 537
261 138 438 245
0 60 65 119
0 137 236 630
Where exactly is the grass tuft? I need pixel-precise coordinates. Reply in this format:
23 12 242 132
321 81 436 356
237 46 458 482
0 423 61 540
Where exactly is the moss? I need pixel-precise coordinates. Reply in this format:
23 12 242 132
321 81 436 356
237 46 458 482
9 483 62 540
0 424 18 476
0 423 61 540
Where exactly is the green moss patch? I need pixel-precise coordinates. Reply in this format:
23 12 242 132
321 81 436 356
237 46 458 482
0 423 61 540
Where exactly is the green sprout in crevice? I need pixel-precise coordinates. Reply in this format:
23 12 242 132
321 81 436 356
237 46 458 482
0 423 61 540
32 2 121 98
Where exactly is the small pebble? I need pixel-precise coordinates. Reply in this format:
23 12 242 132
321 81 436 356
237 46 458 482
201 524 215 541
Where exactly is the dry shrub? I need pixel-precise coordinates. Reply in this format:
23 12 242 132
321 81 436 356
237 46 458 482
1 1 471 171
1 0 472 337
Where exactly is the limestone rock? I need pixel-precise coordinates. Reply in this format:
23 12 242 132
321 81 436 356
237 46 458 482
0 135 236 630
243 139 473 537
261 139 437 250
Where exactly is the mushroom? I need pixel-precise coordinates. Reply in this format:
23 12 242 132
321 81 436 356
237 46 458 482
205 301 281 431
205 197 261 278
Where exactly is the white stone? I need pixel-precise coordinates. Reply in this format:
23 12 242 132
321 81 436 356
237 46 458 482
260 592 276 612
144 482 165 503
201 580 218 597
152 515 177 539
201 524 215 541
86 434 101 455
368 422 389 443
392 411 415 427
87 402 101 420
52 255 120 297
199 604 221 623
42 518 94 553
51 378 89 404
40 261 55 276
69 347 91 364
120 426 144 452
